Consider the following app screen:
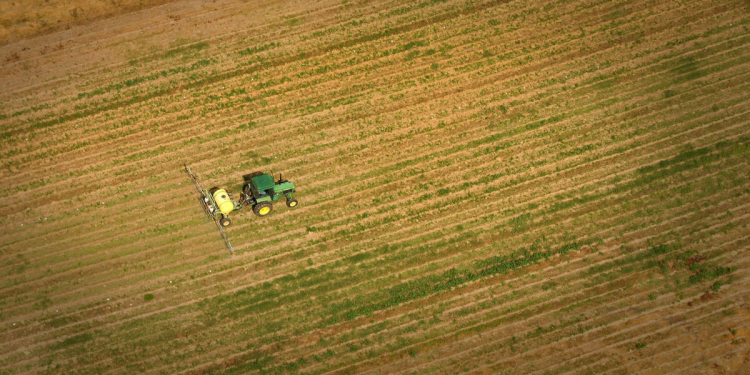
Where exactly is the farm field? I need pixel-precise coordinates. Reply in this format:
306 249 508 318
1 0 749 373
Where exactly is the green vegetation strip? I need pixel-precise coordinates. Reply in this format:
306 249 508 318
200 239 600 326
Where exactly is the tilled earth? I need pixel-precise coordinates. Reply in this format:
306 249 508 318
1 0 749 373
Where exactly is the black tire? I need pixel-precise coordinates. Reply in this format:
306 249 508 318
253 201 273 216
208 186 220 195
286 198 299 208
219 217 232 227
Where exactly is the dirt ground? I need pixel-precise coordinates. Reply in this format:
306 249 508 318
1 0 749 373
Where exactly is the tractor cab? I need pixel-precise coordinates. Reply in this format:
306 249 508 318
246 173 275 199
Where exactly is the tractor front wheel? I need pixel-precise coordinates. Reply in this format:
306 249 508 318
286 198 298 208
220 217 232 227
253 202 273 216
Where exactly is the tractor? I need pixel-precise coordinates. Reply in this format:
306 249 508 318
239 171 298 219
186 165 298 228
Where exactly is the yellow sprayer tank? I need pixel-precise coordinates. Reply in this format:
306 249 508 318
212 189 234 214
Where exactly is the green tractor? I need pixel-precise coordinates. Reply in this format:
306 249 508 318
186 165 298 228
239 171 299 218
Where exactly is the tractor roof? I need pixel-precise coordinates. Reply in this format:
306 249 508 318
251 173 275 190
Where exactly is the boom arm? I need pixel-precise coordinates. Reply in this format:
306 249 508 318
184 164 236 256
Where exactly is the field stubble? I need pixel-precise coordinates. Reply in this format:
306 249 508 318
1 0 749 373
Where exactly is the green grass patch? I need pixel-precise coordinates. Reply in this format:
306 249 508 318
54 333 93 349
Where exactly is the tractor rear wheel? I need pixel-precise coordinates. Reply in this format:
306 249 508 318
286 198 298 207
220 217 232 227
253 202 273 216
